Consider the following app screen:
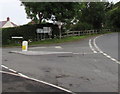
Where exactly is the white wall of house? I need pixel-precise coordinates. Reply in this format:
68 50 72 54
2 21 14 28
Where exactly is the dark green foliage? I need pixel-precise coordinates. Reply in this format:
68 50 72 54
70 22 93 31
21 2 119 30
106 3 120 30
80 2 106 29
2 24 37 45
21 2 79 24
2 24 59 45
2 2 120 46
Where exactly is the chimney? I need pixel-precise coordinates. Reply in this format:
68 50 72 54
7 17 10 21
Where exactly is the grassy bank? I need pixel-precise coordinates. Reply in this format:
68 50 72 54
30 36 86 45
2 34 100 47
3 32 113 47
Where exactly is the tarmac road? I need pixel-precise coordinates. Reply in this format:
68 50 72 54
2 32 119 93
95 33 118 60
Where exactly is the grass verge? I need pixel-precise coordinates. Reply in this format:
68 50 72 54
2 32 112 47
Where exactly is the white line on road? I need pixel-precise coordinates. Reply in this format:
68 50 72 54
1 64 74 94
29 47 47 49
8 69 17 73
73 52 96 55
11 51 72 55
29 46 62 49
93 35 103 53
93 35 120 64
1 65 8 69
55 46 62 49
89 39 97 53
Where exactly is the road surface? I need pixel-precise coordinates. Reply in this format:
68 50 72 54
2 32 119 93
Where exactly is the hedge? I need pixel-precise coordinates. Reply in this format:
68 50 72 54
2 23 60 45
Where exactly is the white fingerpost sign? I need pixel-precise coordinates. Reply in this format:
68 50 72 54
22 41 28 51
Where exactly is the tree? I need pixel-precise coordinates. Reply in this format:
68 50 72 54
107 2 120 30
20 2 80 24
80 2 106 29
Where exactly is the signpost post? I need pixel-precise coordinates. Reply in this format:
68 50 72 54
36 28 43 40
57 22 63 39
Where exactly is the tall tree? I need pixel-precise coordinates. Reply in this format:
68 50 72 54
20 2 80 24
80 2 106 29
106 1 120 29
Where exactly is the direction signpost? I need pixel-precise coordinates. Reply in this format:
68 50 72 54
56 22 63 39
36 27 51 40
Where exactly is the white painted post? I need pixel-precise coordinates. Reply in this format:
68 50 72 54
22 41 28 51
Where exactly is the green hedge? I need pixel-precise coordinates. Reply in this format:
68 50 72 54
2 24 37 45
2 23 59 45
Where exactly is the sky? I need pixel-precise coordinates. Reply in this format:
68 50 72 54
0 0 120 26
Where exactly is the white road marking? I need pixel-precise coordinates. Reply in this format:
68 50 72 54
1 64 17 73
11 51 96 55
8 69 17 73
106 55 111 58
0 70 21 76
111 58 116 61
93 35 120 64
103 53 107 56
11 51 73 55
18 73 29 78
73 52 96 55
55 46 62 49
1 65 8 69
29 46 62 49
89 39 97 53
93 36 103 53
29 47 47 49
1 64 74 94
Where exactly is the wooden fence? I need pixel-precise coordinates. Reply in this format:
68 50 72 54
37 29 111 40
62 29 111 37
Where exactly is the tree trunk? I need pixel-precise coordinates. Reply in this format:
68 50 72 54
38 12 43 24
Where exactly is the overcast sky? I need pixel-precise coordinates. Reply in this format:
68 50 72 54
0 0 119 26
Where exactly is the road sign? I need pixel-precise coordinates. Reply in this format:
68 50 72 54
36 29 43 33
56 22 63 29
43 27 51 33
36 27 51 33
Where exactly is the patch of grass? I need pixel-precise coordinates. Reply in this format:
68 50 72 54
2 43 21 48
30 36 86 45
29 33 101 46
